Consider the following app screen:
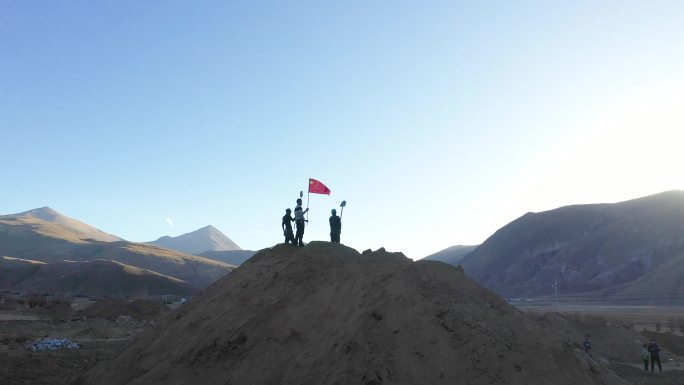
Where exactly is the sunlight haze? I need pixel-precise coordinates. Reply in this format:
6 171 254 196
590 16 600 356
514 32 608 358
2 1 683 259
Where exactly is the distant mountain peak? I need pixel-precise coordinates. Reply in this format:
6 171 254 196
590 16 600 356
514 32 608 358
148 225 241 255
3 207 121 242
20 206 61 219
198 225 219 232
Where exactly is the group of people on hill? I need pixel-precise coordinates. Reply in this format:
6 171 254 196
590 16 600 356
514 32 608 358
281 198 341 246
583 334 663 373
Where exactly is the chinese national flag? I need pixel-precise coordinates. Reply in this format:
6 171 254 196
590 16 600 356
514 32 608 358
308 178 331 195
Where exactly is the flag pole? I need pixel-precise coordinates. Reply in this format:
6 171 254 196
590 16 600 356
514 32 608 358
306 180 310 221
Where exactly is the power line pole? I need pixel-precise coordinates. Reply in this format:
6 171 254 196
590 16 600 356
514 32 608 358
552 278 561 309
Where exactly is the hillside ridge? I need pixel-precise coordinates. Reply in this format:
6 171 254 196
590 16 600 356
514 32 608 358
460 190 684 298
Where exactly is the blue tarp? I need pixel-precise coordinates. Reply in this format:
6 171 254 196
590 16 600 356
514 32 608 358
26 338 80 352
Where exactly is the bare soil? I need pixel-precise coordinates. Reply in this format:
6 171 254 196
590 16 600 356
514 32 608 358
86 243 629 385
3 251 684 385
520 304 684 334
0 298 164 385
521 304 684 385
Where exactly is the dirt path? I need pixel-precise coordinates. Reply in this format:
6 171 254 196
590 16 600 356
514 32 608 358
0 312 41 321
613 363 684 385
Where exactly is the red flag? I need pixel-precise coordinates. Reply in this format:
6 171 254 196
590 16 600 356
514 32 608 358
308 178 331 195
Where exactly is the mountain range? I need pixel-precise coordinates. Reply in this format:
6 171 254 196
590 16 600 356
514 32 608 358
2 207 121 243
5 190 684 300
455 190 684 299
0 207 237 297
0 257 198 297
148 225 256 266
423 245 478 266
148 225 241 255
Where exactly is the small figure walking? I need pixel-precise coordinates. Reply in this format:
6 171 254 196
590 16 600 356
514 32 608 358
282 208 295 245
329 209 341 243
648 339 662 373
641 344 650 371
294 198 309 247
582 334 592 354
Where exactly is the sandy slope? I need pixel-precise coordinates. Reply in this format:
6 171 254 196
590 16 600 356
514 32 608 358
86 242 626 385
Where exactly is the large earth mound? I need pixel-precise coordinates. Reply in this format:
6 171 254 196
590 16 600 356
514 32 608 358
86 242 625 385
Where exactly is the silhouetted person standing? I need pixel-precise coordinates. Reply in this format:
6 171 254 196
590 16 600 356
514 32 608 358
282 208 295 245
294 199 308 247
583 335 592 354
649 339 662 372
329 209 341 243
641 344 650 371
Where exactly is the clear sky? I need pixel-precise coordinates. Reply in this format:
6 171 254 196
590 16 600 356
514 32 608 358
2 1 684 259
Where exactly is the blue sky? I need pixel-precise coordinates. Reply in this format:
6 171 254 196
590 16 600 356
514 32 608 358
2 1 684 259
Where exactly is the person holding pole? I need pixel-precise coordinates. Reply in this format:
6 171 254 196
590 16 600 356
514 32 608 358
649 339 662 373
329 209 341 243
294 198 308 247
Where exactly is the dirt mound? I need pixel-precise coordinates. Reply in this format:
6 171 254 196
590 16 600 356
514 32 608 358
86 242 626 385
84 299 170 321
